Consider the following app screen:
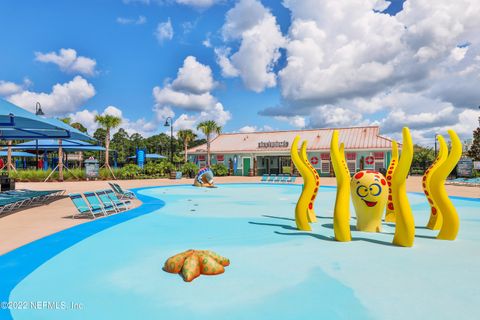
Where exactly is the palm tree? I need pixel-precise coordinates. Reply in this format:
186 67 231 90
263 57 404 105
196 120 222 167
177 129 197 163
95 114 121 178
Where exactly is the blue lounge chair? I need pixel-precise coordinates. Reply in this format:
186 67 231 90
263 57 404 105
84 191 116 214
278 174 289 183
105 189 131 209
266 174 275 183
109 183 136 199
271 174 279 182
260 174 268 182
69 193 105 219
95 190 127 212
287 175 297 183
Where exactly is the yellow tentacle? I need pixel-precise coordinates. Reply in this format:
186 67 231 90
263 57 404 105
300 141 319 223
425 136 447 230
330 130 351 242
290 136 312 231
384 140 398 223
392 127 415 247
431 130 462 240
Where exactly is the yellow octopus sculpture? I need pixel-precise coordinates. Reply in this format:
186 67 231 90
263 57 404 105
423 135 447 230
384 140 398 223
429 130 462 240
290 136 317 231
330 130 352 241
292 127 462 246
300 141 319 223
351 170 388 232
391 127 415 247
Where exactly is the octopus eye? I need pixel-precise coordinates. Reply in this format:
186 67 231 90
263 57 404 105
356 185 368 198
369 183 382 196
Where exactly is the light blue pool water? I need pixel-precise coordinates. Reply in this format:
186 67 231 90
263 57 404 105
3 184 480 319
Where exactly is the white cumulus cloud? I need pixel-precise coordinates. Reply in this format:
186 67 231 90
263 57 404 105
155 18 174 43
218 0 285 92
6 76 95 115
35 48 97 76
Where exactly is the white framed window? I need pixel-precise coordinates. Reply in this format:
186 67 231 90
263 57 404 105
321 161 330 174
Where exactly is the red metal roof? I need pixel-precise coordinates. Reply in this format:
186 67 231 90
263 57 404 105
188 126 398 154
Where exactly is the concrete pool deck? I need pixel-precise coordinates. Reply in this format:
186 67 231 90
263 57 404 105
0 175 478 255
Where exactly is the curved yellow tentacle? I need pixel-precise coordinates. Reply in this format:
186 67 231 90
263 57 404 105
424 136 447 230
384 140 398 223
392 127 415 247
300 141 319 223
290 136 312 231
330 130 351 242
431 130 462 240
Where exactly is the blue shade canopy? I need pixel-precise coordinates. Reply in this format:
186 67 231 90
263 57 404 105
0 99 93 141
0 151 36 157
4 139 106 152
127 153 166 159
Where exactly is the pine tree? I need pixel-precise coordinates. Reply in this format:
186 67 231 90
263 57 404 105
467 116 480 161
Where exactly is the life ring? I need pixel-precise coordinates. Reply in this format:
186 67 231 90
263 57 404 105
310 156 319 165
365 156 374 165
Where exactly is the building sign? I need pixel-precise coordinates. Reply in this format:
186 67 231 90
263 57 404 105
217 155 224 162
258 141 289 148
457 158 473 177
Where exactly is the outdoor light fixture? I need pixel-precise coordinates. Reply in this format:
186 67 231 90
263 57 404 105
35 102 44 170
35 102 44 116
164 117 174 163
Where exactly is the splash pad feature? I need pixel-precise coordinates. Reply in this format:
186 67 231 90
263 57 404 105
291 126 463 247
163 250 230 282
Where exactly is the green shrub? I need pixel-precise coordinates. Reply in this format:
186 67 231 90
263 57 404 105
181 162 199 177
64 168 86 181
158 161 176 175
143 162 163 177
211 163 228 176
118 164 142 179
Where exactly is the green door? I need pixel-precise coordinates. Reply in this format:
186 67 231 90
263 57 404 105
243 158 251 176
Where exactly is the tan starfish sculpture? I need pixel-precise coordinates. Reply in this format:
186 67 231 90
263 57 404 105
163 250 230 282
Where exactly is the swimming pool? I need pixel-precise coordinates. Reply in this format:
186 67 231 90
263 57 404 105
1 184 479 319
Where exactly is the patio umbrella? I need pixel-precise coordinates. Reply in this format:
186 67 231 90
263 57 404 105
6 139 106 152
1 99 94 179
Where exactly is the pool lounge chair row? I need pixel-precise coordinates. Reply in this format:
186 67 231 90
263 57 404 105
69 189 132 219
446 177 480 187
260 174 297 183
0 189 65 214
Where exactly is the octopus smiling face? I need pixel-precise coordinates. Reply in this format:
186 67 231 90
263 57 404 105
350 170 388 232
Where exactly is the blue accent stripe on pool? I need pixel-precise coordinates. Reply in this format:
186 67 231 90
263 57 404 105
0 191 163 320
1 183 478 320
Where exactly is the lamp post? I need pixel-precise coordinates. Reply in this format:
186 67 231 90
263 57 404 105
164 117 174 163
35 102 45 170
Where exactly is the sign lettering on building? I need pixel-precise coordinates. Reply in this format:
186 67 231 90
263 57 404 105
258 141 289 148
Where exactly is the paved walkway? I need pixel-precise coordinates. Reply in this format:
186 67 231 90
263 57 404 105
0 176 477 254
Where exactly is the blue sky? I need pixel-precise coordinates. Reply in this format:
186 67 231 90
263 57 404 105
1 0 478 145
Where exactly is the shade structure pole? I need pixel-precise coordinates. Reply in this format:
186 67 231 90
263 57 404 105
58 139 63 181
36 140 39 170
7 141 11 174
6 141 16 174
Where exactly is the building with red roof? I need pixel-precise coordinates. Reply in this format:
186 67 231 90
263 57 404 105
187 126 399 177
